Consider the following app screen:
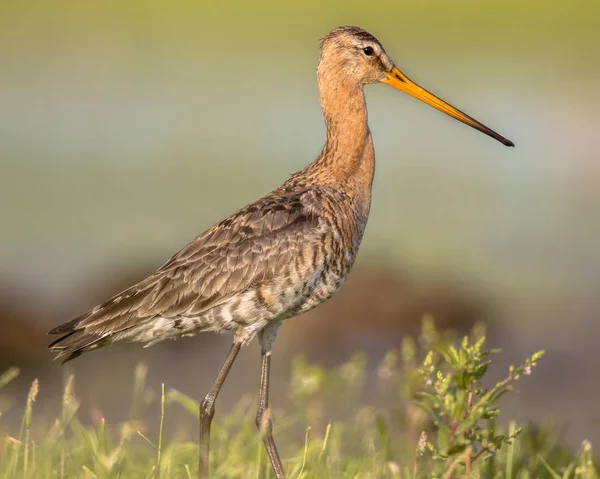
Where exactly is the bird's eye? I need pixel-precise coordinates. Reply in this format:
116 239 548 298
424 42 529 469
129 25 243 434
362 46 374 56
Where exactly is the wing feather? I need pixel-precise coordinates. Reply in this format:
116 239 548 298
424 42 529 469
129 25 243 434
48 190 322 361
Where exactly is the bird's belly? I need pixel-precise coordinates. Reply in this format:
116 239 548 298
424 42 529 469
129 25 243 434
290 281 345 316
287 264 347 317
230 257 348 328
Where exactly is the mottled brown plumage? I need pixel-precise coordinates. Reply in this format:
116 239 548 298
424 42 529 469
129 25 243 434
48 26 513 478
49 184 363 360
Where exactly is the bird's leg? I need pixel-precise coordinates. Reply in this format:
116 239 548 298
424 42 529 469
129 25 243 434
199 341 241 478
257 321 285 479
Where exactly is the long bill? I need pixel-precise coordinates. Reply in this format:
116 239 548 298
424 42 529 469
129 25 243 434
382 67 514 147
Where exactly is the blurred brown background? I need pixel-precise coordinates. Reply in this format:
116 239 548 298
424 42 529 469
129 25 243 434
1 0 599 447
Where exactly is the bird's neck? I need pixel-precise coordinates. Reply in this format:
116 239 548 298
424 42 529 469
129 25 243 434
304 78 375 201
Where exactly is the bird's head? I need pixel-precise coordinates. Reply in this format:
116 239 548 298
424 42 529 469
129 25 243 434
319 26 514 147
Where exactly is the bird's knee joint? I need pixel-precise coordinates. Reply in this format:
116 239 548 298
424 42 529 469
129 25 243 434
200 395 216 419
255 407 272 432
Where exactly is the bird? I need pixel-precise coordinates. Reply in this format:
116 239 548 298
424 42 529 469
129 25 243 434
48 26 514 478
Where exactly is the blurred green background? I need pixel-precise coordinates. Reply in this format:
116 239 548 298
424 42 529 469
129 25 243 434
0 0 599 447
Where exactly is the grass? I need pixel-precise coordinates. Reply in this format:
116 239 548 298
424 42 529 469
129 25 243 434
0 319 596 478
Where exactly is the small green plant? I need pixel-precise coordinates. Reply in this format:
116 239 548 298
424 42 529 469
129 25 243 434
411 319 544 477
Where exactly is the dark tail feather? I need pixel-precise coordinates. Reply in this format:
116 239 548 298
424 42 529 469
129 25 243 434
48 328 109 364
48 317 81 335
48 273 164 363
48 311 113 364
48 306 139 363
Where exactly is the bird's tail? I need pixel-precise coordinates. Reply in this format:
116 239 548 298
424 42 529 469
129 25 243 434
48 325 111 364
48 276 162 363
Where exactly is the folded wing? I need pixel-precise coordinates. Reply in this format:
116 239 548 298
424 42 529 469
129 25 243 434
48 190 321 362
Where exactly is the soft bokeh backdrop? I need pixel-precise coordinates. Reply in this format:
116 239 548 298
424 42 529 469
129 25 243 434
1 0 599 447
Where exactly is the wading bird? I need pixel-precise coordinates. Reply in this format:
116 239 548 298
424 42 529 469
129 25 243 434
49 26 513 478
